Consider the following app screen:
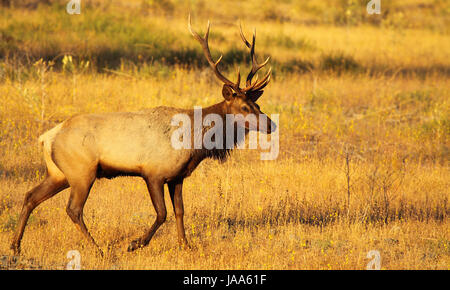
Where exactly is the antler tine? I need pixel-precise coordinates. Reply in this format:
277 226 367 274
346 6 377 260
236 66 241 88
239 22 271 91
239 23 251 48
188 15 240 91
251 67 271 91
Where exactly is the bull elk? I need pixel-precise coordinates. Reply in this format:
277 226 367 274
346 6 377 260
11 16 275 256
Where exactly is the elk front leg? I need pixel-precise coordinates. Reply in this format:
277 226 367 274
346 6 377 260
66 180 103 256
128 177 166 252
168 179 189 249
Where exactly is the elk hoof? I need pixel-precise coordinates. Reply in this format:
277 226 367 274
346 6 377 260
96 248 105 258
127 239 142 252
10 244 20 256
179 242 192 251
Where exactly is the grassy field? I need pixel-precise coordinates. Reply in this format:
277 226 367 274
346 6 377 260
0 0 449 269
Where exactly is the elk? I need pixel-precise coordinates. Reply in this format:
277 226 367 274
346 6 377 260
11 16 275 256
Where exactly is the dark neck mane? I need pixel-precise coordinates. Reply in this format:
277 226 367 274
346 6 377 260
192 101 246 162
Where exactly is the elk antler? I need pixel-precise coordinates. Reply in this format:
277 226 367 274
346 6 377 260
188 15 241 91
239 23 271 93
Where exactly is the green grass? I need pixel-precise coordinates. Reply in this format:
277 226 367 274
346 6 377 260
1 0 449 75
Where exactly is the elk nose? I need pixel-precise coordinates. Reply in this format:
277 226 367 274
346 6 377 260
271 119 277 133
267 119 276 134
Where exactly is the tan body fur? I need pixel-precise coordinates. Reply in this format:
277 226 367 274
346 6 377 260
49 107 194 182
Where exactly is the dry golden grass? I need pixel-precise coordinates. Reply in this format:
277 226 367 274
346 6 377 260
0 70 448 269
0 0 449 269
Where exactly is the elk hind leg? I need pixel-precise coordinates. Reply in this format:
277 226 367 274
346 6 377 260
11 174 68 255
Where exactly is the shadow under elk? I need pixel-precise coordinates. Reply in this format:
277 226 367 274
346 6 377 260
11 16 276 256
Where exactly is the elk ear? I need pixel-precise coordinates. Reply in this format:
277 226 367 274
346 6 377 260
246 90 264 102
222 84 235 101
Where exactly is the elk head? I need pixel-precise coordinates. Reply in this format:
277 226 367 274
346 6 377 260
188 15 276 134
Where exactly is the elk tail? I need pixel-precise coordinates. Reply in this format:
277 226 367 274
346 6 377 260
38 122 66 179
38 122 64 152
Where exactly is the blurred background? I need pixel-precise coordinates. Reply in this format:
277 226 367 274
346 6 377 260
0 0 448 74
